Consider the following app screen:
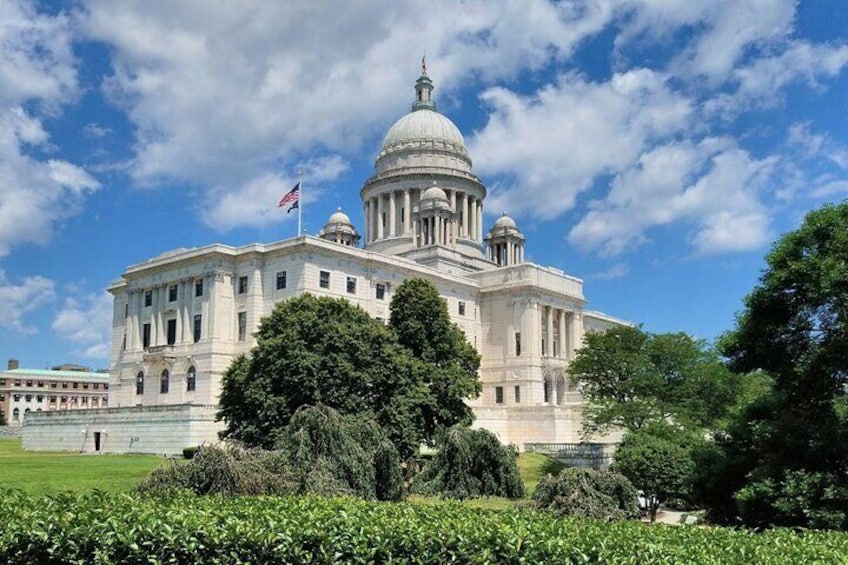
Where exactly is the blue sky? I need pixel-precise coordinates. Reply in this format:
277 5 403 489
1 1 847 369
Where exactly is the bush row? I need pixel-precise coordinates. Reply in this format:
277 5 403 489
1 490 847 564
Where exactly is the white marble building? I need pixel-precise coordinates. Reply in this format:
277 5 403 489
24 68 626 453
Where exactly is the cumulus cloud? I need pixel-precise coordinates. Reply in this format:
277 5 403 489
0 270 56 334
0 0 99 258
52 292 113 360
568 139 776 256
76 1 623 229
470 69 692 219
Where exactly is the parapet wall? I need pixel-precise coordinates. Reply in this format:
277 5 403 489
22 404 223 455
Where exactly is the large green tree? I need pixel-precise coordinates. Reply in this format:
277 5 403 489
706 202 848 529
217 293 427 456
389 278 482 439
569 326 738 435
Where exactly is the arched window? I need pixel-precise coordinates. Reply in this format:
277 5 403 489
12 408 19 421
160 369 169 394
136 372 144 395
186 366 196 392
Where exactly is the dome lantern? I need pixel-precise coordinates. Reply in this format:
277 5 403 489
318 208 361 247
412 56 436 112
485 212 525 266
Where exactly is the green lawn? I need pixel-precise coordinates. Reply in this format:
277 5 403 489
0 438 166 495
0 438 562 502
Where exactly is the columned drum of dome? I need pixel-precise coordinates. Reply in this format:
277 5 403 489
361 68 486 260
484 213 526 266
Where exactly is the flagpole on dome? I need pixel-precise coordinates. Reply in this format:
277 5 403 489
297 169 303 236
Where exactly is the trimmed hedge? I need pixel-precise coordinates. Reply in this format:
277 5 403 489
1 490 847 563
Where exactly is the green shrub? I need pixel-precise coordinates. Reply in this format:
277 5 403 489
1 490 847 563
413 426 524 499
533 467 641 521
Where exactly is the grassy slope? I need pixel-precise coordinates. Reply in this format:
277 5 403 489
0 438 165 495
0 438 562 502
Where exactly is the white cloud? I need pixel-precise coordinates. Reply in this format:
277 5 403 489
0 270 56 334
76 1 622 229
469 69 692 219
52 292 113 360
0 1 100 258
568 139 776 256
788 122 848 170
589 263 629 280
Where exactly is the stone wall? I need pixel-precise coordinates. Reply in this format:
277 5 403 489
0 425 22 439
22 404 223 455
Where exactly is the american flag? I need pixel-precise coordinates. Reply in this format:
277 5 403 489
278 182 300 213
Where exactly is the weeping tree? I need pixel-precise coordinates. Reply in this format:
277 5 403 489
533 467 641 521
413 426 524 500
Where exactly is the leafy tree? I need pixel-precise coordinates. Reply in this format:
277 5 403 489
412 426 524 500
613 426 696 522
217 294 425 456
0 408 5 426
389 278 482 439
706 202 848 529
533 467 641 521
570 326 738 435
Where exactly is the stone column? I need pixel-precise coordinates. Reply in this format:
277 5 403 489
403 190 411 235
462 193 470 238
558 309 566 358
477 201 483 241
363 201 370 242
388 191 396 237
206 274 215 340
545 306 553 358
376 194 384 240
469 196 476 241
449 190 457 245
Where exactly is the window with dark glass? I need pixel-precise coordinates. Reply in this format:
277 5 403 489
61 382 67 389
515 332 521 356
195 279 203 297
276 271 287 290
160 370 169 394
26 380 32 386
237 311 247 342
82 383 89 389
186 366 196 392
375 283 386 300
319 270 330 289
136 372 144 395
37 381 44 387
458 301 466 316
193 314 202 342
346 276 356 294
495 386 504 404
144 290 152 307
93 383 99 390
238 276 248 294
72 382 78 389
25 394 32 402
514 386 521 403
143 323 151 348
167 318 177 345
50 382 56 388
169 284 178 302
13 395 20 401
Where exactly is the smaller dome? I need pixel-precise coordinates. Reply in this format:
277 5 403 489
421 185 448 202
327 208 352 226
494 212 517 229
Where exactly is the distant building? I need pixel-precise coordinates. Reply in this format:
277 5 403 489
24 67 627 454
0 359 109 427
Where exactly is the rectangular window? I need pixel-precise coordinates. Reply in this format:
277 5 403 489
60 396 67 403
13 394 20 402
0 379 4 385
193 315 202 343
319 270 330 289
346 276 357 294
50 382 57 388
144 290 152 307
104 384 109 390
515 332 521 356
82 383 89 390
37 395 43 403
514 386 521 403
168 284 178 302
195 279 203 297
26 380 32 386
143 323 151 348
495 386 504 405
238 276 248 294
72 382 78 389
458 301 466 316
166 319 177 345
25 394 32 402
553 340 559 357
81 396 88 405
276 270 287 290
0 395 4 401
237 311 247 342
37 381 44 387
375 283 386 300
93 383 100 390
61 382 67 389
542 338 546 356
49 396 56 403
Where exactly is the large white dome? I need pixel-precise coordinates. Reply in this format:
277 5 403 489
380 109 467 154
